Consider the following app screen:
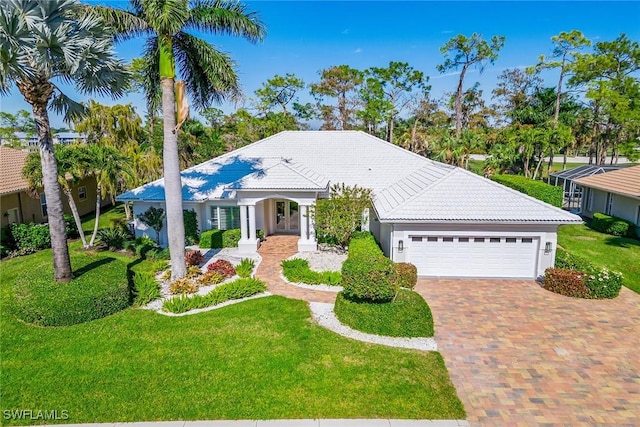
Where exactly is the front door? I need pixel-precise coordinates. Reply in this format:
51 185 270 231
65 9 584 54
275 200 299 233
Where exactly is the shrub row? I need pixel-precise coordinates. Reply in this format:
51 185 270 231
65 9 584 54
491 174 563 207
162 278 267 314
590 212 637 238
341 232 398 302
281 258 342 286
199 228 264 248
13 257 132 326
544 248 624 299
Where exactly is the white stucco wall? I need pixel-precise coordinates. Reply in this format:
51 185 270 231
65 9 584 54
581 188 640 236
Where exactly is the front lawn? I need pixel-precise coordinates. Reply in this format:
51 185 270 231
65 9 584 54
334 290 434 337
558 224 640 294
0 244 464 424
80 203 127 233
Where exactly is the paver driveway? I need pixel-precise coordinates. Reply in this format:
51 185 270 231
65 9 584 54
416 279 640 426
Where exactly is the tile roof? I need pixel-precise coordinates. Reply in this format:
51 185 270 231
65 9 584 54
0 146 30 195
574 165 640 199
119 131 581 224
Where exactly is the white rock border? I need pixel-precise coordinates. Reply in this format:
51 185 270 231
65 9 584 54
309 302 438 351
279 273 343 293
154 292 272 317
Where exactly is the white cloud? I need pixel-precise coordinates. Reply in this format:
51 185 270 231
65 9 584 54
353 48 363 54
341 29 350 35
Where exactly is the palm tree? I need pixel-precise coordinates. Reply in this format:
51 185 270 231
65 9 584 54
22 145 90 248
93 0 266 279
0 0 129 282
80 145 133 247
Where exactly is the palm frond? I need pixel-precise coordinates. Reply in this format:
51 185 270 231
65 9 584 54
173 31 239 110
142 0 189 36
50 90 86 124
85 5 151 42
141 36 162 116
186 0 265 43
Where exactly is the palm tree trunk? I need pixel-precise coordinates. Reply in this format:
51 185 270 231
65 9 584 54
161 77 187 279
89 184 102 246
63 187 88 248
31 99 73 282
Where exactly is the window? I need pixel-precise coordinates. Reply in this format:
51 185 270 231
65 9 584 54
443 237 454 242
522 238 533 243
605 193 613 215
427 236 438 242
78 186 86 201
209 206 240 230
490 237 501 243
40 193 47 217
506 238 517 243
458 237 469 242
411 236 422 242
586 188 593 211
474 237 485 243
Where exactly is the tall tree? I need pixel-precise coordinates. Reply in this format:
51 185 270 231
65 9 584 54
310 65 363 130
491 68 543 123
94 0 266 279
363 61 429 144
255 73 305 115
0 0 129 282
437 33 505 137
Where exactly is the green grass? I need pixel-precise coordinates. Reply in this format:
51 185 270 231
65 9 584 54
80 203 127 233
334 290 434 338
558 224 640 294
0 244 464 424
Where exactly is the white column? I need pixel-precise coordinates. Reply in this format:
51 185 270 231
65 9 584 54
248 204 257 241
308 204 316 242
297 203 317 252
300 205 309 240
239 204 248 241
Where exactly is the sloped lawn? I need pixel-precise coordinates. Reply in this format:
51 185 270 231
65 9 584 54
558 224 640 294
0 244 464 424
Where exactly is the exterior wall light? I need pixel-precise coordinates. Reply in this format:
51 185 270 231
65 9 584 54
398 240 404 252
545 241 552 254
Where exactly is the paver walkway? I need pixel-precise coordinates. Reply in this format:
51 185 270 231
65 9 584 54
416 278 640 426
255 235 337 303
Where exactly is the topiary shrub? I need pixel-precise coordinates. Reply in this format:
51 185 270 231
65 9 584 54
222 228 242 248
207 259 236 277
590 212 636 237
132 271 161 306
183 209 199 245
543 268 591 299
491 174 563 207
395 262 418 290
341 232 397 302
185 249 204 266
13 256 131 326
584 268 623 299
199 228 250 248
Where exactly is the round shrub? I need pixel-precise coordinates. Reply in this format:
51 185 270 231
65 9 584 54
395 262 418 290
341 255 398 302
13 256 131 327
543 268 591 299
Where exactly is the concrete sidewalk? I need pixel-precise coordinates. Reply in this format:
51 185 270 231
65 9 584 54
33 420 470 427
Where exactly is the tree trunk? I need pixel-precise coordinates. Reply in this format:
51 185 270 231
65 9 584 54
63 187 88 248
23 81 72 282
89 185 102 247
533 156 544 181
454 66 468 138
161 78 187 279
124 202 132 221
547 148 554 178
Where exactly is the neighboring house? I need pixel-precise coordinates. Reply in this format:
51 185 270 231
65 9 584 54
0 146 107 228
549 164 628 211
575 165 640 236
0 132 87 152
54 132 87 145
118 131 581 279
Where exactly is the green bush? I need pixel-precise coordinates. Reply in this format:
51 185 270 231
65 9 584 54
555 248 592 271
341 232 397 302
199 228 258 248
281 258 342 286
97 228 130 250
64 214 79 239
590 212 637 237
334 289 434 337
584 268 623 299
146 247 170 261
162 278 267 314
223 228 242 248
13 256 132 326
183 209 199 245
550 248 624 299
491 174 563 207
395 262 418 290
10 222 51 252
133 272 161 306
236 258 255 278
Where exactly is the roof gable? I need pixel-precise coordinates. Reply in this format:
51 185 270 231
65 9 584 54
574 165 640 198
0 146 29 195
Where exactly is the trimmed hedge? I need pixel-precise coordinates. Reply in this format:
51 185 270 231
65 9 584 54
13 256 132 326
199 228 265 248
491 174 563 207
281 258 341 286
546 248 624 299
341 232 397 302
591 212 637 238
395 262 418 290
162 278 267 314
334 289 434 337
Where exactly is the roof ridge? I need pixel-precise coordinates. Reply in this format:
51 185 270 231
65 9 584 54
280 160 330 187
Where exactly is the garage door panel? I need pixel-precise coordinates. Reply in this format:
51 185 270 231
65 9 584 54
408 235 538 278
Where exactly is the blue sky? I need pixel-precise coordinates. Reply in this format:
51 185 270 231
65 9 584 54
2 1 639 128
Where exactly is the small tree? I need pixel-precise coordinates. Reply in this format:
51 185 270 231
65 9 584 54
138 207 165 246
312 184 372 249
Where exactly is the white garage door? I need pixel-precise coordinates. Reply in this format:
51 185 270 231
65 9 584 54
407 236 539 278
